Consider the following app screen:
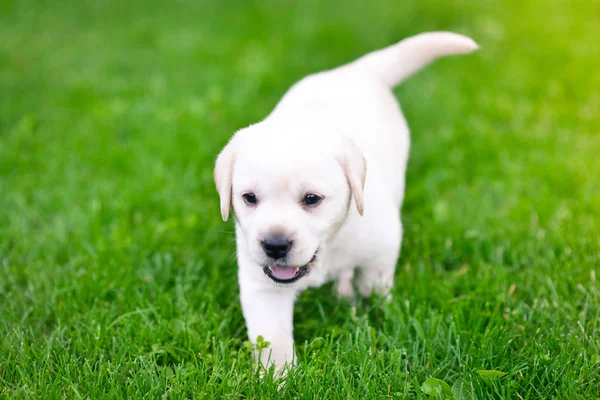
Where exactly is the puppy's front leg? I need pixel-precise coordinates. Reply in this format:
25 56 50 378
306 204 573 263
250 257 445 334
239 272 297 374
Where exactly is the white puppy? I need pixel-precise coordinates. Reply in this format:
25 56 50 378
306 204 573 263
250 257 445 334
214 32 477 374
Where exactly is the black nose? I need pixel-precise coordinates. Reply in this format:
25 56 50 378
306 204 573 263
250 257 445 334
262 236 292 259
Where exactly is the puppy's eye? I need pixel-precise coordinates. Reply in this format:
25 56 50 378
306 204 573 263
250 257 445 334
302 193 322 206
242 193 258 205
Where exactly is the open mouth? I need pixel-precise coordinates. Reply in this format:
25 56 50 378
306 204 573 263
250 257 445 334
263 253 317 284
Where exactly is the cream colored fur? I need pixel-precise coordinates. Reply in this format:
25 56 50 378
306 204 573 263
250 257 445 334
214 31 478 374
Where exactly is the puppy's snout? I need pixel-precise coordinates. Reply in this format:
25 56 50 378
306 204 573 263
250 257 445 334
262 236 292 259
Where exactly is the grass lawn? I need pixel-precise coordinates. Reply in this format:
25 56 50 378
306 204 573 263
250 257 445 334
1 0 599 398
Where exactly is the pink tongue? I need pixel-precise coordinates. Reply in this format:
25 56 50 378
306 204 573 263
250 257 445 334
269 266 298 280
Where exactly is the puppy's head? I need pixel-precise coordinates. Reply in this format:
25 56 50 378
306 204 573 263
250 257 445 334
214 122 366 285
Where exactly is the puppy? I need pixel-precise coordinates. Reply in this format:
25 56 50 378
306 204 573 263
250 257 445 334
214 31 478 374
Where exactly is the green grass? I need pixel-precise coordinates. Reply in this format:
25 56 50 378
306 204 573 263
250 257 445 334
1 0 599 398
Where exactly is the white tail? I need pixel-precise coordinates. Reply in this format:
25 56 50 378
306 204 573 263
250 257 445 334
348 32 478 88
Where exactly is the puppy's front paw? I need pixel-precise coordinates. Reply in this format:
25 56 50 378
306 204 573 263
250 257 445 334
334 269 355 300
253 336 297 379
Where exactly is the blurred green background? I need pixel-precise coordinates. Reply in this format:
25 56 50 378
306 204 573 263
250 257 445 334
1 0 599 398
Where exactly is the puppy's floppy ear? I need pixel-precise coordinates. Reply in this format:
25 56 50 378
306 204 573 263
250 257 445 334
340 136 367 216
214 137 237 221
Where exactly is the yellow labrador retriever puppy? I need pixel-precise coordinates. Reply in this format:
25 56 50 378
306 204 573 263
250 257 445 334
214 32 477 374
